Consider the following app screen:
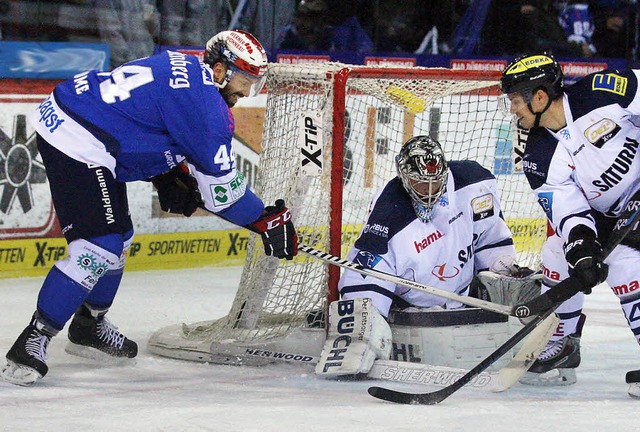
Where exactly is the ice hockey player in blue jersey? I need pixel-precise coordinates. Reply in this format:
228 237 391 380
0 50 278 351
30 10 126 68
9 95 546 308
1 30 298 386
500 52 640 396
316 135 522 377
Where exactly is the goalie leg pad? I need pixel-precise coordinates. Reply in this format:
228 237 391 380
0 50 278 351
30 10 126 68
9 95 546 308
315 298 392 378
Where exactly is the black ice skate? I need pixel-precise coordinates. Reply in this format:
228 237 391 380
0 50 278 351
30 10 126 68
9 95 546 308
626 369 640 399
520 313 585 386
65 304 138 362
1 315 56 386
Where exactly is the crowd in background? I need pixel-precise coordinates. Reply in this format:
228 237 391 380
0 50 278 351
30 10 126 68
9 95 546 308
0 0 637 69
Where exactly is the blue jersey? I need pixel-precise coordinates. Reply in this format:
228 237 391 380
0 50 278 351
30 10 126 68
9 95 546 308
30 51 263 226
558 3 596 54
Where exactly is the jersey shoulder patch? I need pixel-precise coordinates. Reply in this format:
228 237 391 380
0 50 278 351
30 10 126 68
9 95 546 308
566 68 638 117
354 178 416 254
449 160 494 190
522 129 558 190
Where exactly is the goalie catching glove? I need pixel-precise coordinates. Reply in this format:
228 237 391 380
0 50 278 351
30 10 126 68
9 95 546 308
151 163 203 217
316 298 392 378
247 199 298 260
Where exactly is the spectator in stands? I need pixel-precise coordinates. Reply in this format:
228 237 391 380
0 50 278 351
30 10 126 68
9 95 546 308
94 0 156 69
278 0 374 53
364 0 457 53
480 0 590 57
590 0 633 58
232 0 298 52
158 0 206 46
558 2 597 58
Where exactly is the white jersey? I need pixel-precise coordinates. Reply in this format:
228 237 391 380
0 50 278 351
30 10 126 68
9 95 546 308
522 68 640 239
339 160 517 317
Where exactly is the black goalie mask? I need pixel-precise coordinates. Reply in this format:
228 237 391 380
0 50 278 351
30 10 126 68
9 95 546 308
396 136 448 220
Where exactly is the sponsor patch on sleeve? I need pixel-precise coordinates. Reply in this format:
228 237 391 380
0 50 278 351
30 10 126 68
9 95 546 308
210 171 247 208
471 193 494 221
592 73 628 96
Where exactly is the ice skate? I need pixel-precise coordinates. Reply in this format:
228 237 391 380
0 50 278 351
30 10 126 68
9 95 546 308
626 370 640 398
1 315 54 386
520 313 585 386
65 304 137 363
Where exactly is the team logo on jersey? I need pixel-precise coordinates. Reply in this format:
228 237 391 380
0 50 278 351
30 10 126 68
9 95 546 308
584 118 620 148
471 194 494 221
432 263 460 282
537 192 553 220
592 73 628 96
354 250 382 278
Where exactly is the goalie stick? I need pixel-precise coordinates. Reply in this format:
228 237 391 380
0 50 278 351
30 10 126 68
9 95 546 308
367 203 640 405
369 311 558 392
298 244 513 316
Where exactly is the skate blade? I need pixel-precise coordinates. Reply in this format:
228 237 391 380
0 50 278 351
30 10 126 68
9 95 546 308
519 368 577 386
1 361 43 386
65 342 136 366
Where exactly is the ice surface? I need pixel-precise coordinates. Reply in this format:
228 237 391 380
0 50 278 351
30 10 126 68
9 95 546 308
1 266 638 431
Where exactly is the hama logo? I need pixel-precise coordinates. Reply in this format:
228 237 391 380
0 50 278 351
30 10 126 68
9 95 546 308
414 230 443 253
542 266 561 281
611 280 639 296
592 73 628 96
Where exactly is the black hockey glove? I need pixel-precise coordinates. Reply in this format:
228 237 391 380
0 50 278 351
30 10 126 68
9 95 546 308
247 199 298 260
564 225 609 294
151 163 203 217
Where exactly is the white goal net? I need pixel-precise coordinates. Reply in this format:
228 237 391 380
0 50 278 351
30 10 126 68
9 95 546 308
148 63 546 366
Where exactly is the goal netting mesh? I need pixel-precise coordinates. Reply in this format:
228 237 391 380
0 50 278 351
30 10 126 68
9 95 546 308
148 63 546 364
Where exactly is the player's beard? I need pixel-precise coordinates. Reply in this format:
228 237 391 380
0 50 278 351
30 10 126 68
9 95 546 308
220 87 243 108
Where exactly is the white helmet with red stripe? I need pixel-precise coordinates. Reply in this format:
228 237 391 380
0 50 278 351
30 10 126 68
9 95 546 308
205 30 268 97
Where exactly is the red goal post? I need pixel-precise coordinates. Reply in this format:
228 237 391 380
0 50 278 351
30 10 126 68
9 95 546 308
148 63 546 365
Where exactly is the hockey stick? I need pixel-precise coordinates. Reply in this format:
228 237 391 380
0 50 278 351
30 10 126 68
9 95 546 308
369 311 558 393
368 304 559 404
298 244 512 316
512 204 640 318
368 204 640 404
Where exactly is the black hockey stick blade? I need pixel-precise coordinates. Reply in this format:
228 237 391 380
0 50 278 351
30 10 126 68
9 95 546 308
368 305 557 405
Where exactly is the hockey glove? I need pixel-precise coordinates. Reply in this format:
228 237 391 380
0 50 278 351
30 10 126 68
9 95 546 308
151 163 203 217
247 199 298 260
564 225 609 294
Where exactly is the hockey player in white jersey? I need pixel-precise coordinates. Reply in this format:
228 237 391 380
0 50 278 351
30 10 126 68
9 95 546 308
1 30 298 386
316 135 522 377
500 52 640 396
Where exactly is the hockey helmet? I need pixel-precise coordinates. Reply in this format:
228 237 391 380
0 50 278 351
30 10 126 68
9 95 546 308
500 53 563 102
205 30 268 97
396 136 448 217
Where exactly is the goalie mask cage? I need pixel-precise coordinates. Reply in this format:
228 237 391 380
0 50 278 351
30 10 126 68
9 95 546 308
148 63 546 365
